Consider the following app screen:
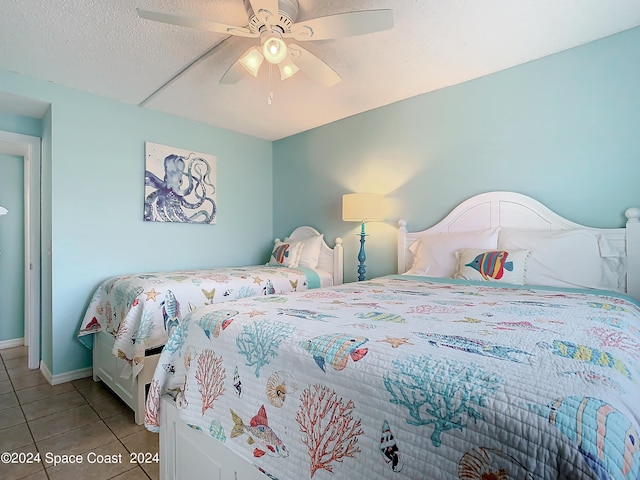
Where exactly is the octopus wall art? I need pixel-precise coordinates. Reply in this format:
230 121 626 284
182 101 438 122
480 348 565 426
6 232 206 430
144 142 217 224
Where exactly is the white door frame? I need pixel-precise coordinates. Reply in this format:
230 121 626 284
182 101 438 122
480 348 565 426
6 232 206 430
0 130 41 369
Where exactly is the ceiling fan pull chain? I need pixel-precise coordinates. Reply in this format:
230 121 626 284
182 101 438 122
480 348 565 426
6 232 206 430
267 64 274 105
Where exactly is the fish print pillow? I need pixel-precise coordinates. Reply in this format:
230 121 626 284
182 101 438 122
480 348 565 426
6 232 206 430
454 249 530 284
268 240 304 268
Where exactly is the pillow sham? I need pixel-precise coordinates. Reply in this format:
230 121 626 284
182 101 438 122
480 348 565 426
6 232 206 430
497 229 624 291
267 240 304 268
285 234 324 269
454 249 530 284
407 228 500 277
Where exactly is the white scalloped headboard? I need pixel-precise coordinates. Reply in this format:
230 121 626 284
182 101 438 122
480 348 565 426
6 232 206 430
397 191 640 300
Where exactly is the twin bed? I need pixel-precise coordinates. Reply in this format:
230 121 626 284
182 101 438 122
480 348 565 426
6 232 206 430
85 191 640 479
77 226 343 424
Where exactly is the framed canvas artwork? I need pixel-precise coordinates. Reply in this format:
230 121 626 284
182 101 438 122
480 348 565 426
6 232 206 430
144 142 217 224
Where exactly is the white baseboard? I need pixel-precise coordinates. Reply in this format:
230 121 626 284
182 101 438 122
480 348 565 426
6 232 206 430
40 362 92 386
0 338 25 349
39 361 52 384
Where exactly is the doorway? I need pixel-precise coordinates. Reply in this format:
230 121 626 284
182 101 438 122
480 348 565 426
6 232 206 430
0 130 41 369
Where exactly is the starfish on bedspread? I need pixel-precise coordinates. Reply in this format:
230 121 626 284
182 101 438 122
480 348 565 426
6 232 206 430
377 336 413 348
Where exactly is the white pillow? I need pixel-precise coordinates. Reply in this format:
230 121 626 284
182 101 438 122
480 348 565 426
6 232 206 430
267 240 304 268
454 249 530 284
498 229 623 291
407 228 500 277
285 234 324 269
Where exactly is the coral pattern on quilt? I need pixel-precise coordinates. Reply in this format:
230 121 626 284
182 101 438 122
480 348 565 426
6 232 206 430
77 265 318 378
145 275 640 480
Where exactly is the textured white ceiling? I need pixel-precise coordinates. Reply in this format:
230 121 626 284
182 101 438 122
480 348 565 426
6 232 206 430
1 0 639 140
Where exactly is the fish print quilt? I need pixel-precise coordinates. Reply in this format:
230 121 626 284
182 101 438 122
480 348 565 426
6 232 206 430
144 275 640 480
78 265 320 378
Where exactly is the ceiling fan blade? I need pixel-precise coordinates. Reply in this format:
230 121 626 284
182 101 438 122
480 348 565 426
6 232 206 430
247 0 280 27
137 9 258 38
288 44 341 87
220 61 248 85
285 9 393 41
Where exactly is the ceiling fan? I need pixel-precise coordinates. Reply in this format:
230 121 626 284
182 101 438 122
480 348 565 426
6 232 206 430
138 0 393 87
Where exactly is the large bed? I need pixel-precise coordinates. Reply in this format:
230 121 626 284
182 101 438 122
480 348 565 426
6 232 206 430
78 226 343 424
145 192 640 480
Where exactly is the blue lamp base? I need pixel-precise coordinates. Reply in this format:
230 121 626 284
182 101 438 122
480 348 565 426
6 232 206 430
357 222 368 281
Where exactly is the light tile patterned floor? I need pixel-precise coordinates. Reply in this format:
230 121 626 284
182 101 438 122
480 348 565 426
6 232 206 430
0 346 159 480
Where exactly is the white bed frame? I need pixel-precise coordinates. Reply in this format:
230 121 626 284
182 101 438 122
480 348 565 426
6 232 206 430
157 192 640 480
93 226 343 425
160 396 261 480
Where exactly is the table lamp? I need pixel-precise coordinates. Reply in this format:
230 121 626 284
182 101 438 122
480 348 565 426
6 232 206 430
342 193 385 281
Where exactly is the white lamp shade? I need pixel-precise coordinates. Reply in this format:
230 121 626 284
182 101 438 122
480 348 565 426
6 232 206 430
278 57 299 80
342 193 385 222
239 47 264 77
0 206 7 216
263 36 288 64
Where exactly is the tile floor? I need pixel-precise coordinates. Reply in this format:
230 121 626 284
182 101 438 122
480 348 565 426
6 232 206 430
0 346 159 480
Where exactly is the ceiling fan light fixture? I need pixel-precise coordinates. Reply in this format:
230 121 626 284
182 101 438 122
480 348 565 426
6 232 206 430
278 58 300 80
239 48 264 77
141 2 394 87
262 36 288 64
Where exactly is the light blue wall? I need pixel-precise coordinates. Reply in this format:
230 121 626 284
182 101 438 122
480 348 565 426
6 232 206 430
0 153 25 341
0 70 273 375
273 27 640 283
0 112 42 137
